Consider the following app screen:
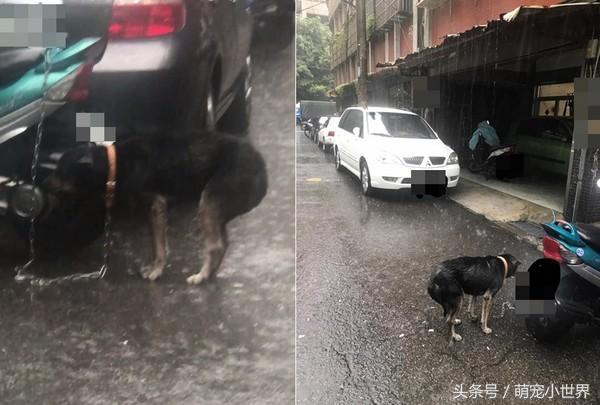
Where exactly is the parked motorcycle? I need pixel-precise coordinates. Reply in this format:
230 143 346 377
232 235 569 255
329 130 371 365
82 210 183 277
467 134 517 179
521 219 600 342
0 38 107 255
302 120 314 138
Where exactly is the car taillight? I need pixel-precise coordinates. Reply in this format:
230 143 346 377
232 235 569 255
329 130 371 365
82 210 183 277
542 236 563 263
67 63 94 102
327 130 335 137
109 0 186 39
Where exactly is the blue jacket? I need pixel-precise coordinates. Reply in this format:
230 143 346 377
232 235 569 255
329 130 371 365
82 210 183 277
469 121 499 151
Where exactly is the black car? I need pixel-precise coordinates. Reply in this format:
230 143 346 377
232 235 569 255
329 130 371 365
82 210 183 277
84 0 254 137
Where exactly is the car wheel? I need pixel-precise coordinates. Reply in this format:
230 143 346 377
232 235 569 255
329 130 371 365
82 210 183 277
335 147 342 171
219 56 251 134
360 161 373 196
525 315 573 343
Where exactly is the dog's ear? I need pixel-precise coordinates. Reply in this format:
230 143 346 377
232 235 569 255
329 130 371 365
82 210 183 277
503 254 521 277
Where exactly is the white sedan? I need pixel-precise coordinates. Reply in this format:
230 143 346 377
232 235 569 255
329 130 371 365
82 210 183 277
317 116 340 152
333 106 460 196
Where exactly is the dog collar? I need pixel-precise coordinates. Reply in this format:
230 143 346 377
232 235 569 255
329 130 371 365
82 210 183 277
105 144 117 209
497 256 509 279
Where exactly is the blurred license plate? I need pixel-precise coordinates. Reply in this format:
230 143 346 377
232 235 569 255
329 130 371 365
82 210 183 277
411 170 446 197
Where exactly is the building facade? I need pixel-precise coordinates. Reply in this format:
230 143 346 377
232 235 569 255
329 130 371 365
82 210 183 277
297 0 329 20
329 0 560 88
328 1 600 222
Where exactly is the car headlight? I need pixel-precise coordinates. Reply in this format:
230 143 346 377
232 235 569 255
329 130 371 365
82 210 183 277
448 152 459 165
375 151 400 164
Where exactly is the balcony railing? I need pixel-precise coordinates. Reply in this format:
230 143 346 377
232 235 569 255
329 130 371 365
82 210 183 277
374 0 412 31
330 0 410 68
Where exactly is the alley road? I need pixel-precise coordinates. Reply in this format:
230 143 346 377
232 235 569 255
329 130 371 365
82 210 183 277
0 41 295 404
296 130 599 404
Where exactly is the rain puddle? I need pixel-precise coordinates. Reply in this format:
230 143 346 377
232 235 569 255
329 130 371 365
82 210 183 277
14 49 113 288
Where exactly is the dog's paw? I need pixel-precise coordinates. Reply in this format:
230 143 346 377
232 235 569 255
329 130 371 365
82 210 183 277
482 326 492 334
141 265 164 281
453 318 462 325
186 273 209 285
452 333 462 342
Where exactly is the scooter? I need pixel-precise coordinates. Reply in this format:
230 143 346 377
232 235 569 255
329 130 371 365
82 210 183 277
0 38 107 255
302 120 314 138
467 134 517 180
520 219 600 342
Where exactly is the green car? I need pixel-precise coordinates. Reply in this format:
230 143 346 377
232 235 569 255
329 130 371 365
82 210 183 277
507 117 573 176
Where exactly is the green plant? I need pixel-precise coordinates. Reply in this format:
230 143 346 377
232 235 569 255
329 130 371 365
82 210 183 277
297 16 335 101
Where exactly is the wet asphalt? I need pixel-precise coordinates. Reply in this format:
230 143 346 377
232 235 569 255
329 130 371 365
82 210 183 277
0 41 295 404
296 131 600 404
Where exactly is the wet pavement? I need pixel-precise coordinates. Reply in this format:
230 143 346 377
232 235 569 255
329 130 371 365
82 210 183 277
0 41 295 404
296 131 599 404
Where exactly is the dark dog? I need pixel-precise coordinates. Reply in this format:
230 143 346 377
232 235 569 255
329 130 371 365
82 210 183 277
427 254 520 343
44 131 267 284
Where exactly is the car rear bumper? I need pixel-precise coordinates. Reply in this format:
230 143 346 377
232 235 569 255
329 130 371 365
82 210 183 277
93 36 182 73
370 163 460 190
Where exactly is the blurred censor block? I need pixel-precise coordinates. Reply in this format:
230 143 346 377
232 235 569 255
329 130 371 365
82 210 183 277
574 77 600 149
412 77 440 109
0 2 66 48
76 112 116 144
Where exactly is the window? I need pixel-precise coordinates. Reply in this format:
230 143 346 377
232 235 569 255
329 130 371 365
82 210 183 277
534 82 574 117
339 110 352 131
347 111 363 136
539 119 572 143
366 112 437 139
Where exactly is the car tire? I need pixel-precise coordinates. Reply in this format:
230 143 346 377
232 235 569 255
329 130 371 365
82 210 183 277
525 315 573 343
219 57 251 134
360 161 373 196
335 147 343 171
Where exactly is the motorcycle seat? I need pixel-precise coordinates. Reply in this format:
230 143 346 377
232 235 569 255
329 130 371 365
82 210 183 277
575 223 600 253
0 48 44 89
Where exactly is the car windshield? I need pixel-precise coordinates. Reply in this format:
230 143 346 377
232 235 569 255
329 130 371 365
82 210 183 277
367 112 437 139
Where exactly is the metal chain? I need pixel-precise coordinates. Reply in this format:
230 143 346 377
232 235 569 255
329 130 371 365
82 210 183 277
15 48 113 284
22 211 112 287
15 49 53 280
499 301 515 318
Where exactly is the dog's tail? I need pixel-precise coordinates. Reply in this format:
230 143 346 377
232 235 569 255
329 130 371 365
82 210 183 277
427 272 462 319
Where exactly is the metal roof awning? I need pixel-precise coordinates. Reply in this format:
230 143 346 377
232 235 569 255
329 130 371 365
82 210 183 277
376 3 600 75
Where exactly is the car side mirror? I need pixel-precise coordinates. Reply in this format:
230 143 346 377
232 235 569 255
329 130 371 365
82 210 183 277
352 127 361 137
